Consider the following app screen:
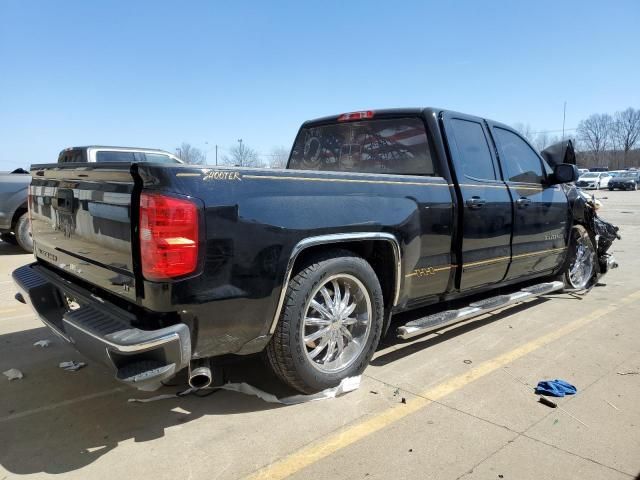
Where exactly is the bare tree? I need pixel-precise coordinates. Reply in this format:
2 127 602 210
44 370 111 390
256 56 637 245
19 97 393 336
535 133 563 152
533 132 550 152
176 143 205 165
268 146 289 169
513 123 535 143
612 108 640 162
221 142 263 167
577 114 612 166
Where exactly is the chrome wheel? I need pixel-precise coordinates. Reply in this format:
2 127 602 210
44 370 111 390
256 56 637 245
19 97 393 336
302 274 372 373
568 234 595 289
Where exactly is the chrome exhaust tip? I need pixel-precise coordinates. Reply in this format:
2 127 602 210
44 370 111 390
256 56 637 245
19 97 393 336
188 359 212 389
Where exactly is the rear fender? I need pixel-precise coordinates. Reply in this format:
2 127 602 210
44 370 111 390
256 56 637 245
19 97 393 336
267 233 402 335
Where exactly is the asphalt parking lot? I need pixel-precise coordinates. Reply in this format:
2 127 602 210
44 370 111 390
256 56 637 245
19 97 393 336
1 190 639 480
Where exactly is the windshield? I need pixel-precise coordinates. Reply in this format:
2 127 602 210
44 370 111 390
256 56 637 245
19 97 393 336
620 172 638 178
581 173 598 178
289 118 434 175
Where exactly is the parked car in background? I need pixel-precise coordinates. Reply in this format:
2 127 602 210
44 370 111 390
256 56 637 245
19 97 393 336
589 167 609 172
577 171 611 190
578 168 589 175
0 147 183 253
58 146 184 164
608 171 639 191
0 168 32 252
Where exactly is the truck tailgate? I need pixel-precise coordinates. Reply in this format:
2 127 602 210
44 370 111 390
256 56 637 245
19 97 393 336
30 163 138 301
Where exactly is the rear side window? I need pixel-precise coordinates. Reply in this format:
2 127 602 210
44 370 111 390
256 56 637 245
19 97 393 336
289 118 434 175
493 128 545 184
449 119 496 181
96 151 136 162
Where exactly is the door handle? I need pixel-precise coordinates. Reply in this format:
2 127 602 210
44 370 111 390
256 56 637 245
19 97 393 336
516 197 532 208
466 196 486 209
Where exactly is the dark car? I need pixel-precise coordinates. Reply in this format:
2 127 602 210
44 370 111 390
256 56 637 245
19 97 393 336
13 108 619 394
0 168 32 252
608 171 639 191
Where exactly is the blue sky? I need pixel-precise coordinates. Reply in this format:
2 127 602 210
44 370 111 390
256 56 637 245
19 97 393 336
1 0 638 170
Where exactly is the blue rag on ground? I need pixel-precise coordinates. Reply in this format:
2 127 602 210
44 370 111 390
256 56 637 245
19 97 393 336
535 379 577 397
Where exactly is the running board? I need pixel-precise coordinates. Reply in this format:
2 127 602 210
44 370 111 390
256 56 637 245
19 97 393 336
397 281 564 340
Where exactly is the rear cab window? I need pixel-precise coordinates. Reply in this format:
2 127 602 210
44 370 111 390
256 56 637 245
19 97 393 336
58 149 86 163
288 117 434 175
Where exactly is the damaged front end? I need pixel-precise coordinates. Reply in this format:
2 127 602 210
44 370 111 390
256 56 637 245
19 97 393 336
542 139 620 286
566 185 620 285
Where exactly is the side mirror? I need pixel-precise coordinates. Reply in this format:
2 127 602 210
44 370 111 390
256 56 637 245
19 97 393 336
551 163 579 184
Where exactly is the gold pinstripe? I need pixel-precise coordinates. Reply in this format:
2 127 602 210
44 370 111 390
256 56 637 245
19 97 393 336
242 174 451 187
176 171 552 192
463 246 567 269
407 246 567 277
244 175 547 191
405 264 457 278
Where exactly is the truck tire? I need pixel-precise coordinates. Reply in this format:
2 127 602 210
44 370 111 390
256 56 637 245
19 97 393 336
14 213 33 253
561 225 595 290
266 250 384 394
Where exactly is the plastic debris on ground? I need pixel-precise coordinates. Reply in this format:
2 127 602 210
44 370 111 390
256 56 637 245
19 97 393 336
129 375 362 405
3 368 24 381
33 340 51 348
59 361 87 372
535 379 577 397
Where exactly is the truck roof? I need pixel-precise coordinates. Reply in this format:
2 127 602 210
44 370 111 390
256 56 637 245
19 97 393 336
60 146 173 154
301 107 510 130
302 108 426 127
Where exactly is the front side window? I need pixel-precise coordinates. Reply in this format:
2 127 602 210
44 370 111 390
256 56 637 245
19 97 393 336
449 119 496 181
493 128 545 184
289 117 434 175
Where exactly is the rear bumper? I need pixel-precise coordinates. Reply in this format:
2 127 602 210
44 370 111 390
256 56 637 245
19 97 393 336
13 263 191 390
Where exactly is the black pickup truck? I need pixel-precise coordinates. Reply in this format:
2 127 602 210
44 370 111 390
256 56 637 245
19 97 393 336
13 108 619 393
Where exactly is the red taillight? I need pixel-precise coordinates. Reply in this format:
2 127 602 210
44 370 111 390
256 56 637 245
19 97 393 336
337 110 375 122
139 192 199 281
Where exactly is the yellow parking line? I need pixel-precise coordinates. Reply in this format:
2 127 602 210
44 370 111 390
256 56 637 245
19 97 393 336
245 289 640 480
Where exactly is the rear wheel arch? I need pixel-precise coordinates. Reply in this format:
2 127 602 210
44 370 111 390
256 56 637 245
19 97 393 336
266 248 385 392
268 233 402 336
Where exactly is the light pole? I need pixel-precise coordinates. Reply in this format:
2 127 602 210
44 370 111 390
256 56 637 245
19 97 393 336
204 141 219 166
